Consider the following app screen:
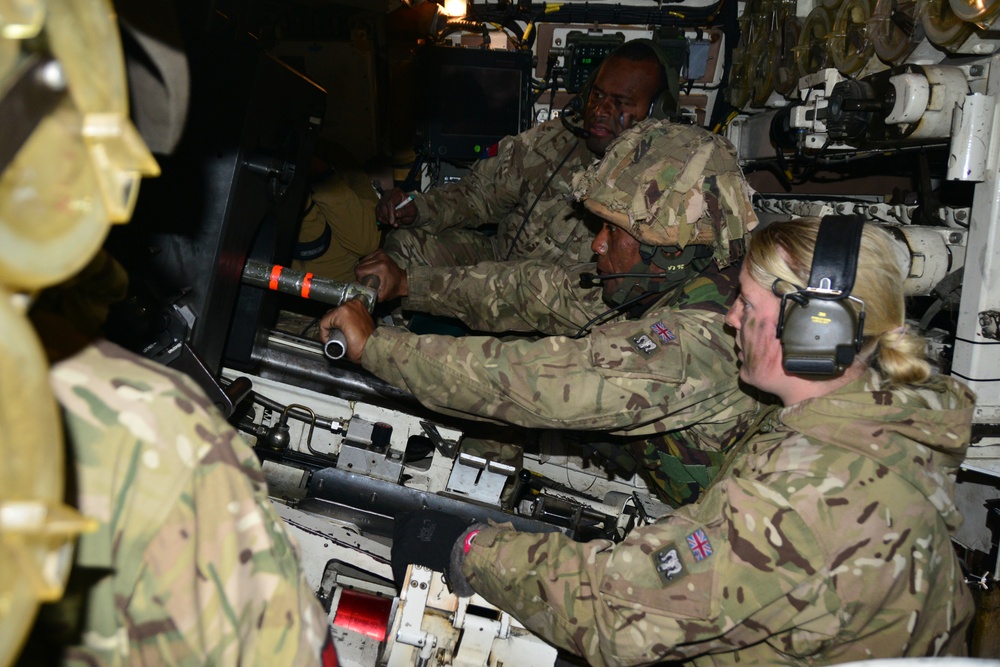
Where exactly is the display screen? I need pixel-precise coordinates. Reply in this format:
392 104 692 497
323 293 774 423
417 46 531 161
437 65 522 139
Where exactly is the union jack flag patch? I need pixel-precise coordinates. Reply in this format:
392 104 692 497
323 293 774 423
687 529 713 561
651 321 675 344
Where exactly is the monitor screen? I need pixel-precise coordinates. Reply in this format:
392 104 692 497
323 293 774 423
416 46 531 161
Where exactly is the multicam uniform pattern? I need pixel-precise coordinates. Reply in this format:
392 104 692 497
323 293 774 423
364 262 759 506
461 371 976 665
377 121 761 506
405 259 604 336
37 341 330 667
384 119 598 269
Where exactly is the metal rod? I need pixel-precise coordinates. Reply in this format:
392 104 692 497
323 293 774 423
242 259 377 310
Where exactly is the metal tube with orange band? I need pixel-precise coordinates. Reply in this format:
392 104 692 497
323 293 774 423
241 259 379 360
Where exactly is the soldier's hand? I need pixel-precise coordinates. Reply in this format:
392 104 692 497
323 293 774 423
355 250 408 301
376 187 419 229
319 300 374 364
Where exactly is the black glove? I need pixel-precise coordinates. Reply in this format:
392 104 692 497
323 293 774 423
391 509 473 590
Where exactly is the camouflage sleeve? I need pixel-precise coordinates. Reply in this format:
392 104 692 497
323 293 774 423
52 341 329 667
410 122 594 269
461 459 835 665
403 260 607 335
362 305 742 434
411 132 524 235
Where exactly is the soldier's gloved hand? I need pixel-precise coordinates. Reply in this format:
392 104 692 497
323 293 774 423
391 509 481 597
375 187 419 229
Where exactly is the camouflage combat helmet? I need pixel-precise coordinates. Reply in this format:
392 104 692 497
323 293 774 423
573 118 758 267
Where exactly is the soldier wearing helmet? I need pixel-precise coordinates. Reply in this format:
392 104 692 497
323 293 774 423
2 2 335 664
370 39 675 275
409 215 974 665
320 118 761 508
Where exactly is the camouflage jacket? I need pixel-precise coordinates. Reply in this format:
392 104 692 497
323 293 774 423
365 263 759 506
461 370 976 665
404 260 604 335
35 341 329 666
410 119 598 263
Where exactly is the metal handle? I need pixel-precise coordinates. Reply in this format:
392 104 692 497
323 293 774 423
323 329 348 360
323 275 381 361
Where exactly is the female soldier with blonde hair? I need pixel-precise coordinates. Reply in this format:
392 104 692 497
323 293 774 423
739 216 937 400
399 216 976 665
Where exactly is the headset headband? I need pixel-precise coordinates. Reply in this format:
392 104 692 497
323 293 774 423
775 215 868 375
806 214 865 299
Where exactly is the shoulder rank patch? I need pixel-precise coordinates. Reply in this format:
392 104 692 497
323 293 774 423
653 543 686 585
687 528 714 561
650 321 676 344
629 332 661 358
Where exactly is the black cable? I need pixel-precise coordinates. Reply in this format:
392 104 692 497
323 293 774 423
436 20 491 47
469 3 726 30
503 140 580 261
571 289 662 339
812 142 949 164
397 154 425 192
708 0 740 128
300 316 321 337
542 52 560 116
746 158 793 191
745 140 952 188
501 18 526 47
547 69 566 116
789 137 832 185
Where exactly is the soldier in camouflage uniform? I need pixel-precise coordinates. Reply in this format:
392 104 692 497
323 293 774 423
432 218 975 665
1 2 335 664
25 341 335 666
372 40 673 271
321 118 761 508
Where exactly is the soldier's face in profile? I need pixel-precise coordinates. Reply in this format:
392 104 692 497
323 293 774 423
725 265 787 397
592 222 642 298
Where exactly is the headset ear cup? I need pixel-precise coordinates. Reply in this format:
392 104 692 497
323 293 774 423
669 70 681 117
649 91 672 120
780 298 859 375
648 92 665 120
655 64 681 119
639 38 680 120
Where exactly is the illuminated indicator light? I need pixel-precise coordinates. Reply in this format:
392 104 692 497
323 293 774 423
442 0 467 16
301 272 313 298
268 264 282 291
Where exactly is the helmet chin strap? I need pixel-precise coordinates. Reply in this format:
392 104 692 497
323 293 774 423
603 244 713 310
